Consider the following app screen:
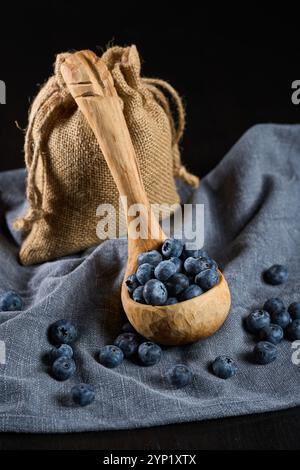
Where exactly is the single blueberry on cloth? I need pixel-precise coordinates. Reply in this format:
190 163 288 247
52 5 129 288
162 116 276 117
99 345 124 368
166 364 193 388
71 384 95 407
52 357 76 381
212 356 237 379
0 291 23 311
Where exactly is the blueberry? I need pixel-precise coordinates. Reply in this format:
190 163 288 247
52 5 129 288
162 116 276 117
184 257 211 276
49 319 78 345
137 250 162 267
114 333 139 358
263 298 285 316
183 257 201 275
143 279 168 306
195 268 219 291
259 324 284 345
52 356 76 381
121 322 136 333
178 284 202 301
187 275 196 285
165 273 189 297
263 264 288 285
287 320 300 341
181 247 208 260
99 345 124 368
288 302 300 320
136 263 155 285
125 274 140 294
165 297 178 305
253 341 278 364
206 257 218 271
211 356 237 379
271 309 291 329
0 291 23 311
132 286 145 304
166 364 193 388
161 238 184 259
71 384 95 407
49 344 73 364
246 310 270 333
169 257 183 273
197 249 209 258
138 342 162 366
154 260 176 282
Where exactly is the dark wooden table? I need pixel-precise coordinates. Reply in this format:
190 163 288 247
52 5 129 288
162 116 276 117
0 3 299 451
1 407 300 450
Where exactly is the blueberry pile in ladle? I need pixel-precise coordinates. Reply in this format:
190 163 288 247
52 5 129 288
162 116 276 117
126 239 219 306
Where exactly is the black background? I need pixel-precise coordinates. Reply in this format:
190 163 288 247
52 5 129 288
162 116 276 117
1 2 300 176
0 1 300 450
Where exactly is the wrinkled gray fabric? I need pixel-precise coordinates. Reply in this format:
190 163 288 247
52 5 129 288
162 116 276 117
0 124 300 433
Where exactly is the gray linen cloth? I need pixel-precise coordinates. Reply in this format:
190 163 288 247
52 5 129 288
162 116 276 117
0 124 300 433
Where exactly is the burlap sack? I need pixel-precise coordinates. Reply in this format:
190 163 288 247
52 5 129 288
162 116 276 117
15 45 199 266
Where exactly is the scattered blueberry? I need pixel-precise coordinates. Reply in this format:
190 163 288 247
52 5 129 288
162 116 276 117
179 284 203 301
114 333 140 358
121 322 136 333
271 309 291 329
49 320 78 345
263 264 288 285
165 297 178 305
0 291 23 311
154 260 176 282
99 345 124 368
211 356 237 379
169 257 183 273
162 238 184 258
136 263 155 285
246 310 270 333
71 384 95 407
288 302 300 320
165 273 189 297
253 341 278 365
195 268 219 291
263 298 285 316
132 286 145 304
259 324 284 345
137 250 162 267
287 320 300 341
49 344 73 364
52 356 76 381
138 342 162 366
143 279 168 306
166 364 193 388
125 274 140 294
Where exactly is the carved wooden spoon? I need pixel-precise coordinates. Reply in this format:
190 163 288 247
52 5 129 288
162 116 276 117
60 49 231 345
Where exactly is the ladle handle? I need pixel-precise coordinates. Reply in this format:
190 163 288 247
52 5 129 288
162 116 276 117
60 50 164 247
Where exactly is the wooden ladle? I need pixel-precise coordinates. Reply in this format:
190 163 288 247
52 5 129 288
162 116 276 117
60 49 231 346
